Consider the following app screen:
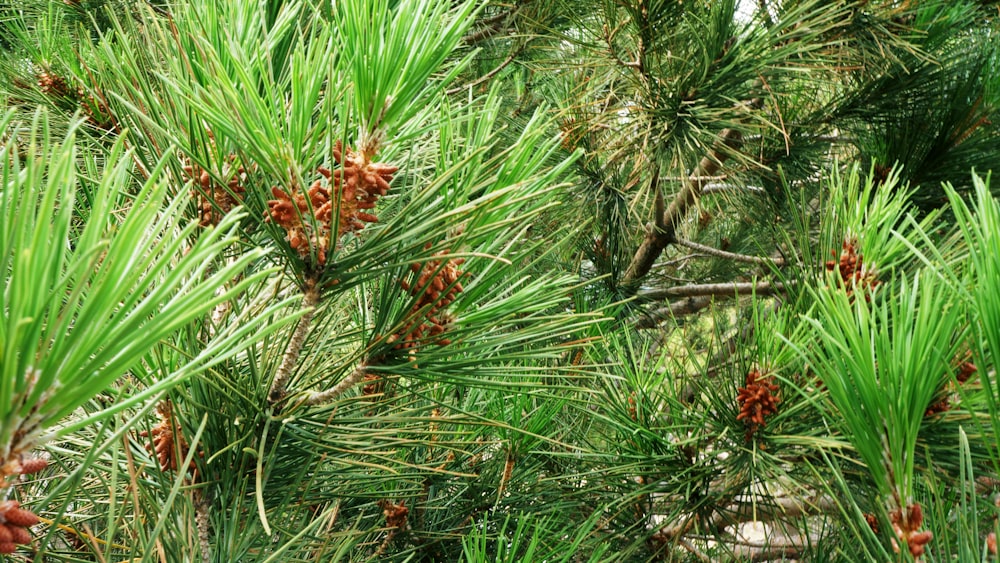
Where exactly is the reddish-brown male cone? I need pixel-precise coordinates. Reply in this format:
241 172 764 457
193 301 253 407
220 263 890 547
0 521 35 548
7 526 31 545
908 503 924 529
3 509 39 528
0 501 39 528
0 518 33 546
908 531 933 557
17 458 47 475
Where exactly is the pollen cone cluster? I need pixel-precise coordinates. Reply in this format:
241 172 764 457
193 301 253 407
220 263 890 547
0 500 39 554
736 369 780 440
140 401 197 474
35 68 112 130
36 69 80 100
183 155 251 227
393 245 465 351
266 141 397 267
331 141 397 238
379 499 409 530
825 236 879 300
36 70 69 97
890 503 933 558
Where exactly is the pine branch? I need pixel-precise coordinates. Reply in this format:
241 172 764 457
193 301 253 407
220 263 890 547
302 365 369 406
622 127 746 289
679 538 711 562
636 282 788 328
675 238 784 266
446 47 523 95
638 281 789 301
268 284 321 405
194 489 211 563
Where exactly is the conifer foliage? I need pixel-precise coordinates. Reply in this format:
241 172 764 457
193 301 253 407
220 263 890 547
1 0 1000 561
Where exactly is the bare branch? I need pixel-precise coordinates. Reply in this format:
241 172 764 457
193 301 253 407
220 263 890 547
675 238 785 266
639 281 789 301
701 183 766 195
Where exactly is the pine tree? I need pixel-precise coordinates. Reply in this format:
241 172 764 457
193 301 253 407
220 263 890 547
1 1 1000 562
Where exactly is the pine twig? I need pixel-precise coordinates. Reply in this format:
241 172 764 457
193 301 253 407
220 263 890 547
463 5 523 44
675 238 785 266
622 89 764 290
302 365 369 406
267 284 321 405
679 538 711 562
717 494 838 526
639 281 789 301
701 183 766 195
637 281 788 329
446 46 523 95
194 489 211 563
748 546 806 562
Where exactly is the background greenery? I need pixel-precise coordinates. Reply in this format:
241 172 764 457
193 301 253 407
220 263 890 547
1 0 1000 561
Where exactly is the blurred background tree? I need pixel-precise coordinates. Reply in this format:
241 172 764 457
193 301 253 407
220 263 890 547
2 0 1000 561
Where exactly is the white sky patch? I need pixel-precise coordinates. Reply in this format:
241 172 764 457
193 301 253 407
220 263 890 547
736 0 758 23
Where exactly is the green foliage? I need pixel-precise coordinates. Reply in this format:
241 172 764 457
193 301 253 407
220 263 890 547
0 109 293 455
3 0 1000 561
